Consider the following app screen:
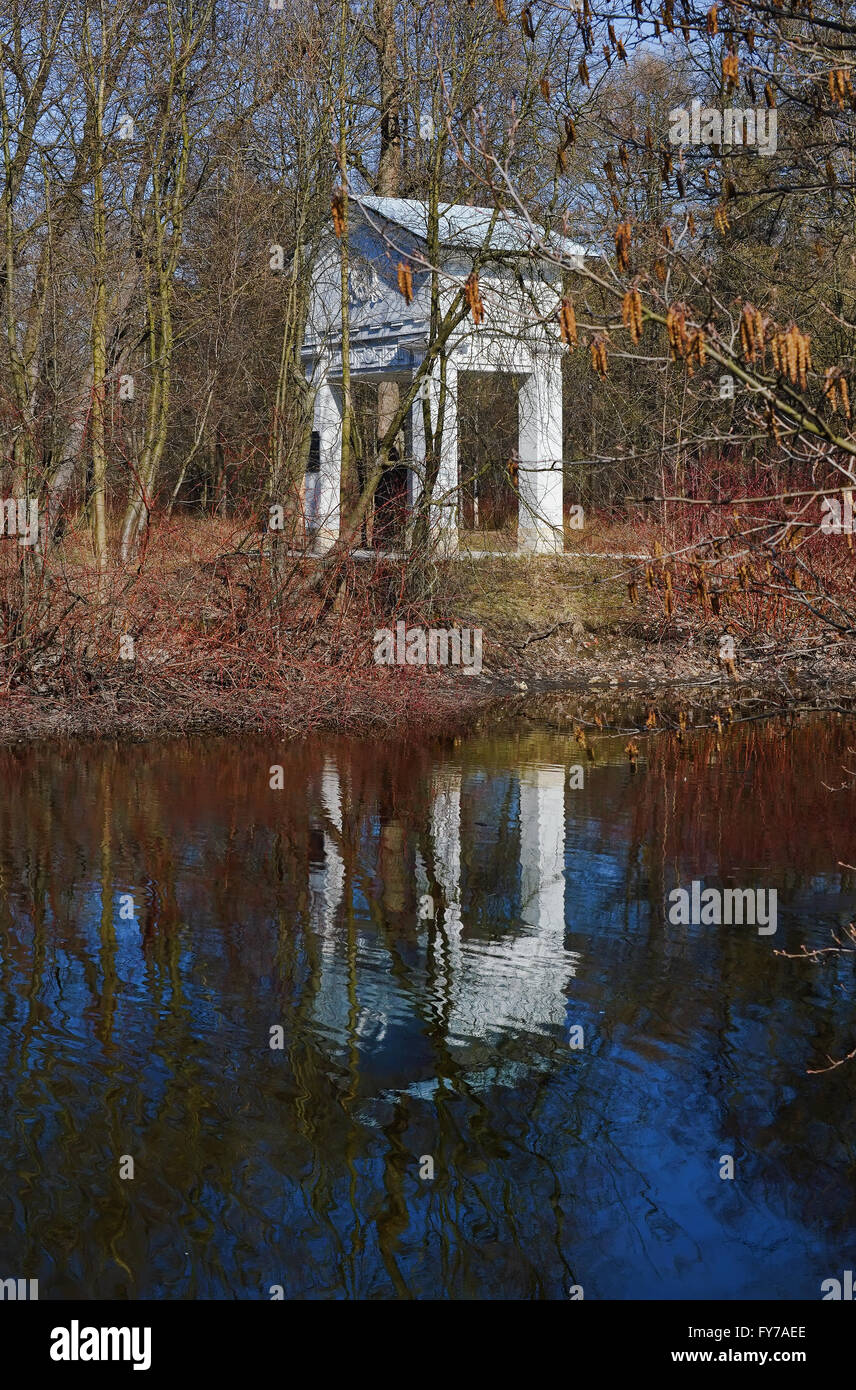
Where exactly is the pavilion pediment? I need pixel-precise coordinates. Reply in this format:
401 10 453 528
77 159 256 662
302 196 594 367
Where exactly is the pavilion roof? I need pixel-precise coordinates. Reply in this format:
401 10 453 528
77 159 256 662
355 195 595 262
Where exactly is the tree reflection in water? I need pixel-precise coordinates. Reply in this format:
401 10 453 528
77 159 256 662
0 714 854 1298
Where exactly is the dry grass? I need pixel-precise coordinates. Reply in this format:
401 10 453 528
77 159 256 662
0 510 459 738
2 503 851 743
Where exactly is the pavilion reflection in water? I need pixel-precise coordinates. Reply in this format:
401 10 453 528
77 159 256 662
306 755 582 1089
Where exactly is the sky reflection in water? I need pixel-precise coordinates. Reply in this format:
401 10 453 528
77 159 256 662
1 713 855 1299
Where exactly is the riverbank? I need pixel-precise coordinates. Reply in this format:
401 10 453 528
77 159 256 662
2 542 856 745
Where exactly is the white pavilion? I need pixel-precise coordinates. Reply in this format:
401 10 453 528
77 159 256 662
301 196 595 556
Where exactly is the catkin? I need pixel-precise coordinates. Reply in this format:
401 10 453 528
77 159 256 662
464 272 485 325
396 262 413 304
559 298 578 347
739 303 765 363
666 302 689 360
615 221 632 272
621 288 643 342
331 190 346 238
590 335 609 376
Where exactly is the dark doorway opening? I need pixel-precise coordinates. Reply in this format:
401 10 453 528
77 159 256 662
458 371 520 539
373 447 409 549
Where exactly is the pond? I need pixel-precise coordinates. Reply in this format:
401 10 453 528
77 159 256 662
1 710 854 1299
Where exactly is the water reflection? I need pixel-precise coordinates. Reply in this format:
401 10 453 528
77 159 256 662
0 715 855 1299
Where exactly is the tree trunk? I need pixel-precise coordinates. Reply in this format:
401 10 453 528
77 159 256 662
374 0 400 198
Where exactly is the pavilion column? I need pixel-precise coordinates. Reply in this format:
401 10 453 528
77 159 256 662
425 358 459 556
517 353 564 554
377 380 402 453
409 381 426 512
310 367 342 552
519 765 566 936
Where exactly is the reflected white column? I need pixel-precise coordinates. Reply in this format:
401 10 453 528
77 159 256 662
431 769 463 973
319 759 344 938
321 758 343 832
310 759 348 1044
441 763 577 1049
519 765 566 937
